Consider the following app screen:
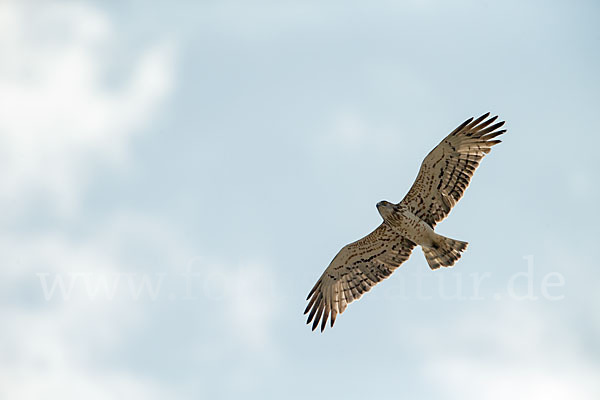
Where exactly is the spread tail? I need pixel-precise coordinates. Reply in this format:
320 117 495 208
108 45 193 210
423 235 468 270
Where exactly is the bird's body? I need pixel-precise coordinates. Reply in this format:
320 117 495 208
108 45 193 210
305 113 506 331
377 202 437 248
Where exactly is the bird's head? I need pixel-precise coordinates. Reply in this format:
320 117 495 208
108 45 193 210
376 200 395 219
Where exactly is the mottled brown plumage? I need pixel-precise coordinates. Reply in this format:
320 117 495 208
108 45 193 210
305 113 506 331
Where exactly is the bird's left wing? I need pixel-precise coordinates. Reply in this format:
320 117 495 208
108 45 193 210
399 113 506 227
304 223 415 332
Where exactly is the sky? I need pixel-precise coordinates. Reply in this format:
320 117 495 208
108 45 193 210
1 0 599 399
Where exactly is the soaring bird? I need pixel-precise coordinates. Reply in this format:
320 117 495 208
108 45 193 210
305 112 506 332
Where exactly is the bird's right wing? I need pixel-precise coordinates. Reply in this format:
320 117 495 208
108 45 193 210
304 223 415 332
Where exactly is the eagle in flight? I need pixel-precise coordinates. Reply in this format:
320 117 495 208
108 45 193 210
305 112 506 332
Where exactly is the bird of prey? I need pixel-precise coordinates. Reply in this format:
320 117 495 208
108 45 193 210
305 112 506 332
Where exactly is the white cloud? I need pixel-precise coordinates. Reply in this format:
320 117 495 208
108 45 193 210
414 303 600 400
187 256 281 352
0 3 181 395
0 306 174 400
223 262 280 349
0 228 174 399
0 0 175 216
0 211 282 398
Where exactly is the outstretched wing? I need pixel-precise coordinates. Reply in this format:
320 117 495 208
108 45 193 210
399 113 506 227
304 223 415 332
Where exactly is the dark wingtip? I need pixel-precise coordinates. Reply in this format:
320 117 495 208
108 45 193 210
306 280 320 300
306 301 318 323
479 121 505 135
451 116 474 135
320 311 329 332
311 318 319 331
